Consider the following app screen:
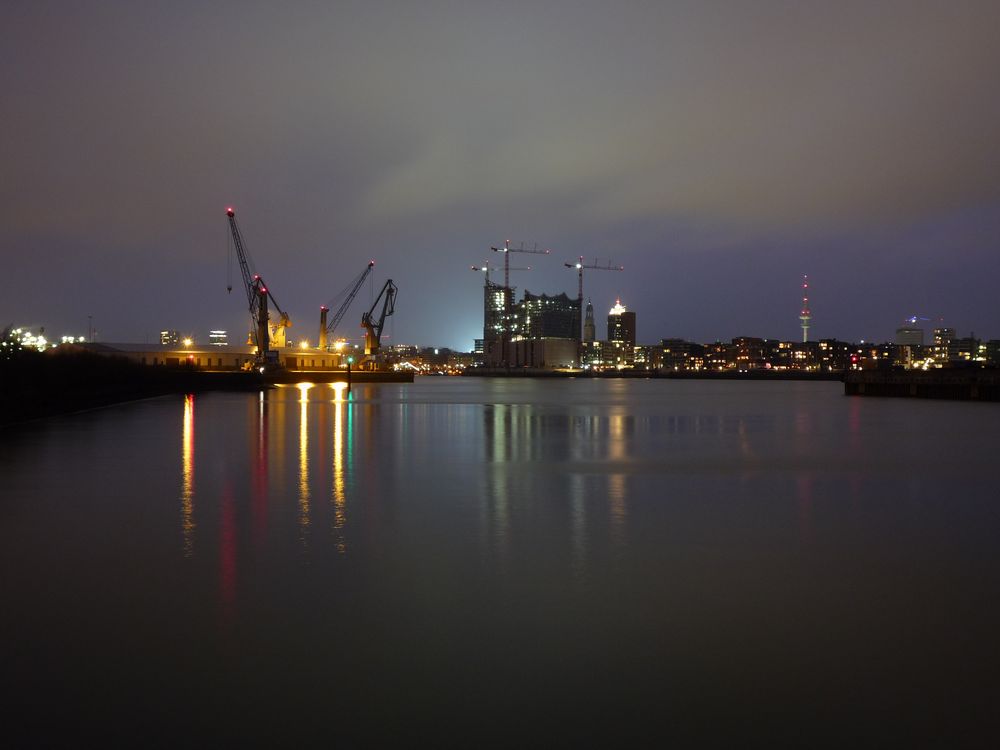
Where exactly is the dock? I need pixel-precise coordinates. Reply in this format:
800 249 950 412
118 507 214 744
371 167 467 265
844 369 1000 401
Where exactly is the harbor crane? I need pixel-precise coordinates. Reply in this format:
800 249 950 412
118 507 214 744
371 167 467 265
362 279 397 356
226 207 291 368
565 256 623 342
319 260 374 350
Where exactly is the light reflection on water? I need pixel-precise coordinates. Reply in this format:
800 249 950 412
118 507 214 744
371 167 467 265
297 383 312 545
6 378 1000 745
331 381 349 554
180 393 195 556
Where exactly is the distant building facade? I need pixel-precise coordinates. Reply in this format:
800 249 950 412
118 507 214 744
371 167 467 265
607 299 636 367
583 299 596 343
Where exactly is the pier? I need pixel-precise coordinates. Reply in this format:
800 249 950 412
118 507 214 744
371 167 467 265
844 369 1000 401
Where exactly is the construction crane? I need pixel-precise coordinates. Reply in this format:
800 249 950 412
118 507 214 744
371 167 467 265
490 240 551 367
471 261 532 286
490 240 550 293
225 207 291 368
319 260 374 350
362 279 397 357
564 256 624 342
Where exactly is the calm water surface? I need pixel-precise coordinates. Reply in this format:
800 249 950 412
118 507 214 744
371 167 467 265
3 378 999 746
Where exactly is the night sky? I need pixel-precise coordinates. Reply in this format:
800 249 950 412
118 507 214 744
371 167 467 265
4 1 1000 350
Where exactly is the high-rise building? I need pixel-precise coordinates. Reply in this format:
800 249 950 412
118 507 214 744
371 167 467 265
607 299 636 367
160 330 179 345
583 299 595 343
895 327 924 346
482 281 512 365
209 330 228 346
932 327 956 364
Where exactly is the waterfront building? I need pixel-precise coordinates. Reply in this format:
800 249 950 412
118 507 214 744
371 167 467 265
517 291 579 340
633 345 653 369
607 299 636 367
894 327 924 368
817 339 853 371
729 337 766 371
987 340 1000 368
658 339 704 371
704 342 729 371
482 281 512 367
952 336 986 365
932 327 956 365
483 288 580 368
580 339 603 368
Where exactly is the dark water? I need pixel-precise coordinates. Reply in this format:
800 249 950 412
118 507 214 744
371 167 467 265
3 378 999 746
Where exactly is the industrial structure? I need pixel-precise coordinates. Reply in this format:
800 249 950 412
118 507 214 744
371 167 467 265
489 241 550 367
564 257 623 344
472 244 628 370
362 279 397 358
800 275 812 343
319 260 374 351
226 207 292 368
224 209 402 373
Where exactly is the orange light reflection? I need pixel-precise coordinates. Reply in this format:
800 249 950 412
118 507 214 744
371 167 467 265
298 383 312 543
181 393 195 556
331 382 347 554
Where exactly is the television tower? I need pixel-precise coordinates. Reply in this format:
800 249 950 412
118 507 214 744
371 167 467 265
799 275 811 343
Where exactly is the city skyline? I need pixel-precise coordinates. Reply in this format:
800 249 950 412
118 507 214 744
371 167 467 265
4 2 1000 349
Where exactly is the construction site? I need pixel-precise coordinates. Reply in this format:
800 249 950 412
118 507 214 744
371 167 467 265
473 240 625 370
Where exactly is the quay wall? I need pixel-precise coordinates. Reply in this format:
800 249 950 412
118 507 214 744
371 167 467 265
844 370 1000 401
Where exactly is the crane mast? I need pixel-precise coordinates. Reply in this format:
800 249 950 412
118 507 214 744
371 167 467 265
564 256 624 344
321 261 375 349
226 207 291 367
490 240 551 367
362 279 397 357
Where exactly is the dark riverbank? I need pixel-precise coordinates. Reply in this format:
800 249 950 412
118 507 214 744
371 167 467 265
465 367 843 381
0 350 266 424
845 369 1000 401
1 350 415 424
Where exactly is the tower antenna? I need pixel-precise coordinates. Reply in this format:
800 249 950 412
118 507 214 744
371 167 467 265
799 275 811 343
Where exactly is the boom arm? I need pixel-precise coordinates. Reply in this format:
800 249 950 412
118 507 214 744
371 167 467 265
324 261 375 344
362 279 397 356
227 207 258 314
226 208 291 363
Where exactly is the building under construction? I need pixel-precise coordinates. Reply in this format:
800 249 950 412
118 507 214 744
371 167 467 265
480 286 580 369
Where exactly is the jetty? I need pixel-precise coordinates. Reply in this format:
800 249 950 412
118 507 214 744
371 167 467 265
844 369 1000 401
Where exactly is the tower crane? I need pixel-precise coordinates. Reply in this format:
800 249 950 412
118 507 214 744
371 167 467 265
319 260 375 350
490 240 550 293
564 256 623 343
471 261 532 286
226 207 291 368
490 240 551 367
362 279 397 357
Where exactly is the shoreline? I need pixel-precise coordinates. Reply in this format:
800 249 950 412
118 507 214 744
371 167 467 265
0 352 413 425
463 368 844 381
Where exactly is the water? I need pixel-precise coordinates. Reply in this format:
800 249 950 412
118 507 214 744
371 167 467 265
3 378 999 746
